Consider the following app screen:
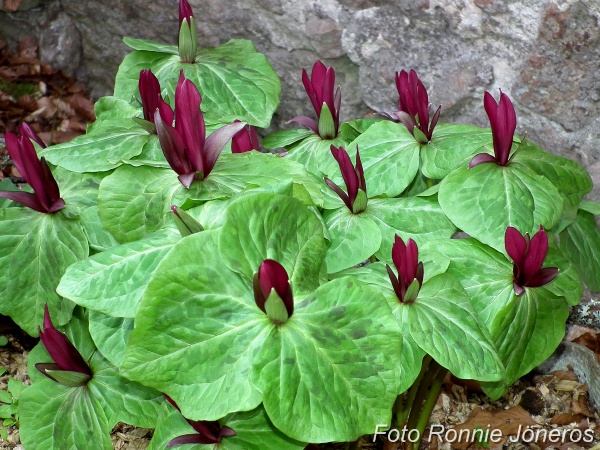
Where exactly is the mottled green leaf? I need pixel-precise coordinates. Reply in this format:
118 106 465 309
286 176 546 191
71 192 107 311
58 229 180 317
439 163 562 253
0 209 87 336
323 208 381 273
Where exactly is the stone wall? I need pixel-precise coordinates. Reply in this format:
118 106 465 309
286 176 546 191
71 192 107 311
1 0 599 199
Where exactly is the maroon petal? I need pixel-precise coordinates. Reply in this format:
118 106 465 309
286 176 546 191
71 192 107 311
155 109 188 175
428 105 442 140
4 132 23 174
513 281 525 296
179 0 194 24
167 433 219 447
203 121 246 178
468 152 497 168
39 157 62 204
386 264 404 303
505 226 528 265
522 226 549 280
287 116 319 134
231 121 259 153
391 234 407 277
39 305 92 376
0 191 46 212
157 96 174 127
310 61 328 113
174 72 205 174
19 123 46 149
324 178 351 211
330 146 358 207
354 146 366 193
526 267 559 288
301 68 320 116
258 259 293 317
17 136 49 211
403 239 419 285
139 70 161 122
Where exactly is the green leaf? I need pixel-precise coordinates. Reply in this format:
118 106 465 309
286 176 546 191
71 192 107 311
0 391 12 404
579 200 600 216
98 165 182 243
148 405 305 450
420 239 515 325
121 231 267 421
420 124 492 179
481 287 569 399
340 118 382 142
123 37 178 54
262 128 314 149
0 179 21 208
0 336 7 347
545 244 583 306
88 312 134 368
513 143 592 231
92 96 141 123
0 209 87 336
438 163 563 253
346 121 421 197
284 133 347 178
219 193 326 294
406 274 504 381
40 122 152 172
364 197 456 262
114 40 280 128
559 210 600 292
19 382 113 450
323 208 382 273
7 378 25 400
253 277 401 443
58 229 180 318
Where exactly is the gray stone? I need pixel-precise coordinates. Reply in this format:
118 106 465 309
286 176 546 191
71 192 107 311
39 11 84 79
536 341 600 410
1 0 599 199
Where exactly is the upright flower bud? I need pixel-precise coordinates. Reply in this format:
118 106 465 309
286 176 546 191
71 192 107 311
386 235 424 304
0 124 65 214
469 90 517 168
137 69 161 131
253 259 293 324
505 226 558 295
324 145 367 214
36 305 92 387
287 60 341 140
178 0 198 64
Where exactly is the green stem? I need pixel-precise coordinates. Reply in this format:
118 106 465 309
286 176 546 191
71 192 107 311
405 360 438 434
414 365 447 450
397 355 431 426
426 177 434 188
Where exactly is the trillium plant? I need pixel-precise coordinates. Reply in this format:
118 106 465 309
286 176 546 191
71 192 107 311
1 1 599 448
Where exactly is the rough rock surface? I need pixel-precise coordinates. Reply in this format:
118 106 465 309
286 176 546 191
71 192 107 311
1 0 599 198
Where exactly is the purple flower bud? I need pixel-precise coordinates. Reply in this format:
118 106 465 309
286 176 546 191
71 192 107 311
254 259 294 320
231 120 260 153
324 145 367 214
386 235 424 303
390 69 440 143
138 69 161 123
469 90 517 168
287 60 341 139
36 305 92 387
0 125 65 213
505 226 558 295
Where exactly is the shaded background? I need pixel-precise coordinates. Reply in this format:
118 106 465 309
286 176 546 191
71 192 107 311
1 0 599 199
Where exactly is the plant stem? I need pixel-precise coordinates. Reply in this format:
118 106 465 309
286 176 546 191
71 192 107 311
397 355 431 426
413 365 447 450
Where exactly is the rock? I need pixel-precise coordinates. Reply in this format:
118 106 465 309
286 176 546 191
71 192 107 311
536 342 600 410
0 0 599 199
39 11 84 79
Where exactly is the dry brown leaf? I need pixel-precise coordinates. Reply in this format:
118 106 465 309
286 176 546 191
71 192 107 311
550 412 586 425
448 405 538 448
2 0 21 12
550 370 580 382
572 394 595 417
65 93 95 122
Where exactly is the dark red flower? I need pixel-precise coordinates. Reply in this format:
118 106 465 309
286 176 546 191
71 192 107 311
231 120 260 153
154 72 245 187
288 60 341 139
505 226 558 296
253 259 293 321
324 145 367 214
164 395 236 447
385 69 440 143
0 124 65 214
36 305 92 387
469 90 517 168
386 235 424 304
